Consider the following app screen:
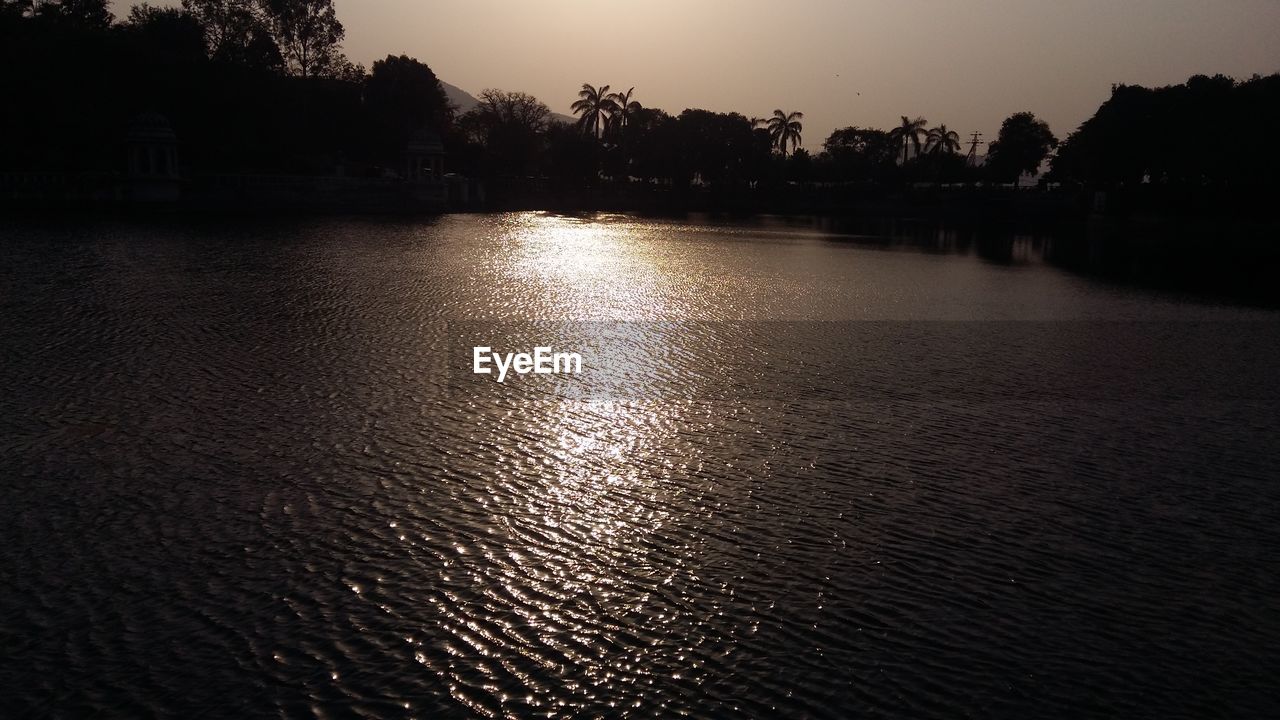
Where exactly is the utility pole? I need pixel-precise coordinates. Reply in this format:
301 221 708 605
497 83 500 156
965 132 985 167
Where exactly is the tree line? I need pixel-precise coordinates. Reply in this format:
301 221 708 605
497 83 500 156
1 0 378 174
451 86 1058 189
1050 73 1280 189
3 0 1277 197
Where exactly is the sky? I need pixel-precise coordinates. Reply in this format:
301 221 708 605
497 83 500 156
128 0 1280 149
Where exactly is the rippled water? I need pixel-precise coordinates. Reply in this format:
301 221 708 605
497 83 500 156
3 213 1279 718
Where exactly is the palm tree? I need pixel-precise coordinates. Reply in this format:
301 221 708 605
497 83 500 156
606 87 641 134
766 109 804 156
925 124 961 155
888 116 928 165
570 83 617 139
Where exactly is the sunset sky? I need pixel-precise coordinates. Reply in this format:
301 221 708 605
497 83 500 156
128 0 1280 148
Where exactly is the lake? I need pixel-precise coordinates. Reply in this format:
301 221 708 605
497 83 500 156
2 212 1279 718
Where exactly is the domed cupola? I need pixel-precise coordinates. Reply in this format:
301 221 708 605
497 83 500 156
405 127 445 181
125 112 180 202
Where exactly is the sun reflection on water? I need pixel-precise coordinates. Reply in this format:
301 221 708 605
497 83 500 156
483 395 704 710
429 213 737 713
493 212 673 321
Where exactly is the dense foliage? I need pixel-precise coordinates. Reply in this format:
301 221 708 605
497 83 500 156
3 2 1276 196
1050 74 1280 188
0 0 384 173
987 113 1057 183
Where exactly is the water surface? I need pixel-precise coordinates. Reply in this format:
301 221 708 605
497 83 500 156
2 213 1279 718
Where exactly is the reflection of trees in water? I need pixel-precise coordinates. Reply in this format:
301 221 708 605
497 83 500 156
743 214 1073 267
794 213 1272 297
1042 219 1280 305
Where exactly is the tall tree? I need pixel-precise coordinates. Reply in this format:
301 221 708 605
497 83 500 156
125 4 208 63
260 0 343 78
181 0 281 70
1051 73 1280 188
786 147 813 182
461 89 550 175
570 83 617 139
924 124 961 155
624 107 677 182
544 120 597 184
822 126 897 182
987 111 1057 182
888 116 927 165
674 109 758 186
605 86 641 134
365 54 453 163
365 54 451 129
766 109 804 156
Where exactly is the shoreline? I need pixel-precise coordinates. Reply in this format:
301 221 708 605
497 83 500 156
5 199 1277 309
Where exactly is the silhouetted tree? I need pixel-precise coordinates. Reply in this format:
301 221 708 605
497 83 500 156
260 0 343 78
674 109 759 186
624 107 677 182
986 111 1057 183
786 147 813 182
925 124 961 155
13 0 1270 210
1051 74 1280 190
364 54 453 166
178 0 281 69
1050 86 1150 185
888 116 927 165
125 4 208 64
606 86 641 134
767 109 804 156
461 89 550 175
545 120 596 185
821 126 897 182
823 127 891 156
570 83 617 139
599 87 642 177
365 55 451 129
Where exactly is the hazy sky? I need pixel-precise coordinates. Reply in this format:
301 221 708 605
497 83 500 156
130 0 1280 148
